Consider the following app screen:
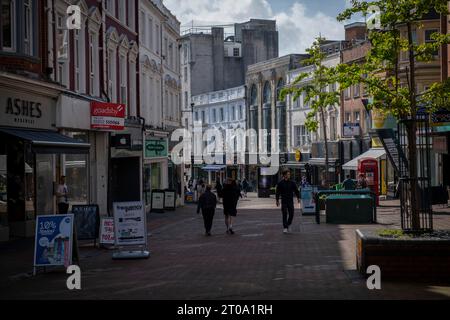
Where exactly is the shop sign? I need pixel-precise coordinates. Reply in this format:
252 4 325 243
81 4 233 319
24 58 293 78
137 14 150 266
1 88 55 130
34 214 74 267
145 138 168 159
343 123 361 137
295 150 302 162
90 102 125 131
113 201 146 246
99 217 115 245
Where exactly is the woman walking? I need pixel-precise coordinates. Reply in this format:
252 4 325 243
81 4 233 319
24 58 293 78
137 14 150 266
197 185 217 236
222 179 240 234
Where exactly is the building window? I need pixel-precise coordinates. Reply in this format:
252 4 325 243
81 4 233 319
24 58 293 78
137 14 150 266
56 12 68 86
220 108 224 122
108 48 117 102
148 17 153 49
155 24 160 54
201 110 205 123
1 0 15 51
74 28 85 93
231 106 235 121
354 111 360 123
212 109 217 123
127 0 134 30
233 47 240 56
88 33 100 96
425 29 439 58
239 105 243 119
118 0 126 23
345 112 351 123
184 67 187 82
294 125 310 147
23 0 33 55
129 61 136 116
263 81 271 104
140 11 146 45
195 111 199 121
353 84 360 98
119 55 128 114
184 91 188 109
105 0 115 16
344 87 351 100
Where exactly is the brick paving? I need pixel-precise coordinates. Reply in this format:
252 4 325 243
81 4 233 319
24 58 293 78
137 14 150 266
0 194 450 300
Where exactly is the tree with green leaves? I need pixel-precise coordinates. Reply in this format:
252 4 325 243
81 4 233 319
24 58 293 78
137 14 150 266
280 37 341 187
336 0 450 231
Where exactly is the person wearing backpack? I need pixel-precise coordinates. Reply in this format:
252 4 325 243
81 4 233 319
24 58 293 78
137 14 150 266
197 185 217 236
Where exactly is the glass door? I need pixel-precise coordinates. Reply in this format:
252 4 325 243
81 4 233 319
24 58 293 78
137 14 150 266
36 154 55 215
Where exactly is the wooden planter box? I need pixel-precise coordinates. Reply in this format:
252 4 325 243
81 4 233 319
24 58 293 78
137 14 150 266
356 229 450 281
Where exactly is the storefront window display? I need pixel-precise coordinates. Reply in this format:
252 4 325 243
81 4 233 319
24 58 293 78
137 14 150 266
63 132 89 207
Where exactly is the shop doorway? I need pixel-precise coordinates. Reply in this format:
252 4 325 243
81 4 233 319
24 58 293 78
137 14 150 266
111 157 140 202
36 154 55 215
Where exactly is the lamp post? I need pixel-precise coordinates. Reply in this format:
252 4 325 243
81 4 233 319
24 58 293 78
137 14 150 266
191 102 195 182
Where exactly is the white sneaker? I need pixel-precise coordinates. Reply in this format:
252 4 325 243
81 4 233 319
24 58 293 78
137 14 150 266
283 228 288 234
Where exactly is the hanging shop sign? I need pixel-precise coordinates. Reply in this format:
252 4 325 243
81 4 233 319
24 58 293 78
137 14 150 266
144 137 168 159
34 214 74 268
90 102 125 131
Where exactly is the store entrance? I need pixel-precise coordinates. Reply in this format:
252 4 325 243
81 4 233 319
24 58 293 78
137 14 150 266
111 157 140 202
36 154 55 215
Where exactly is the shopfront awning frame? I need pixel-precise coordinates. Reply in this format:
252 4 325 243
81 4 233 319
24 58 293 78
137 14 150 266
342 148 386 171
0 127 90 154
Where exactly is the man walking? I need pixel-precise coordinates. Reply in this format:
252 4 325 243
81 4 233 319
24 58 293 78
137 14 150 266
342 174 356 190
276 170 300 234
197 185 217 236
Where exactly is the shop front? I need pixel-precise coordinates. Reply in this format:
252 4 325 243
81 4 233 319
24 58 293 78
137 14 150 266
0 86 90 240
309 141 341 187
143 133 168 212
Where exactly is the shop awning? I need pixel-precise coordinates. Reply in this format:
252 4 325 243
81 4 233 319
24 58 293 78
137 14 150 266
0 128 90 154
202 164 226 171
342 148 386 171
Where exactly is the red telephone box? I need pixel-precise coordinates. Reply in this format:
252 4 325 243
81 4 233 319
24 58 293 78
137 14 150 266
358 158 379 206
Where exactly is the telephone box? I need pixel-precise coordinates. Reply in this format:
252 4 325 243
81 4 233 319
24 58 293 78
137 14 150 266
358 158 379 206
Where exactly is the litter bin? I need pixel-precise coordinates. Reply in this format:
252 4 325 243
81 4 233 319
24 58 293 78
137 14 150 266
326 194 374 224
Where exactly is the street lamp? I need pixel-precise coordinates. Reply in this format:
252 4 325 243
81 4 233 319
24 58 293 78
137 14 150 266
191 102 195 182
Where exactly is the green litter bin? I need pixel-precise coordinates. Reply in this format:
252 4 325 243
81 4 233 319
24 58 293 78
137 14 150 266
325 194 374 224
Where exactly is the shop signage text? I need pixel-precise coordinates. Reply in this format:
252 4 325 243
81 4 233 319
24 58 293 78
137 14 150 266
90 102 125 131
145 138 168 159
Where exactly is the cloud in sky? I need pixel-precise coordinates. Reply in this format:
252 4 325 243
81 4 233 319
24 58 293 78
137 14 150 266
164 0 347 55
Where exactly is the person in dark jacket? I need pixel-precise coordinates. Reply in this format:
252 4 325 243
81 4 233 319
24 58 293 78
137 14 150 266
343 175 356 190
215 179 223 202
242 178 249 198
222 178 240 234
197 185 217 236
276 170 300 234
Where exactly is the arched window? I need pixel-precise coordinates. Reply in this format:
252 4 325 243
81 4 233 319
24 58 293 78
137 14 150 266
276 78 284 101
263 81 271 104
250 84 257 105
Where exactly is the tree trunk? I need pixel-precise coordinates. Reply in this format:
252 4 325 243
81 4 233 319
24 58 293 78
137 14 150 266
407 22 421 231
320 106 329 188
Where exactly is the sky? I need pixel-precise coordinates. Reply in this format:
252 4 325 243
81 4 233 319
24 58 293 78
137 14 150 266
163 0 362 55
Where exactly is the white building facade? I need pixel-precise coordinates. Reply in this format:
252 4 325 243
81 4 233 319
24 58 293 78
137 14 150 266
191 86 247 183
139 0 183 209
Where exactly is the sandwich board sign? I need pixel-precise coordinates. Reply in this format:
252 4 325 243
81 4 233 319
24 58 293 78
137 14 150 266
33 214 76 275
99 217 115 245
112 201 149 259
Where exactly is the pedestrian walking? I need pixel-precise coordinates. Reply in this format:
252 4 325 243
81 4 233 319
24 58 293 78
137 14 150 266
242 178 249 198
356 173 369 189
342 174 356 190
56 175 69 214
276 170 300 234
222 178 240 234
196 179 206 201
215 179 223 202
197 185 217 236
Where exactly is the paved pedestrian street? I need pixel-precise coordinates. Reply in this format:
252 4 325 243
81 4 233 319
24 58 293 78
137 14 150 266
1 195 450 300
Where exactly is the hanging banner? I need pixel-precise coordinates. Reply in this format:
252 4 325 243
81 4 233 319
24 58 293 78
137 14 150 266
99 217 115 245
34 214 74 267
91 102 125 131
113 202 146 246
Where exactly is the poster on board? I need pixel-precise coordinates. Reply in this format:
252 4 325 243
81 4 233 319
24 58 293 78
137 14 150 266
34 214 74 267
300 186 317 215
113 202 146 246
99 217 115 245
